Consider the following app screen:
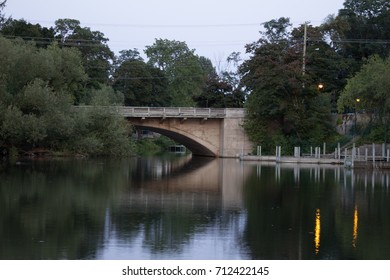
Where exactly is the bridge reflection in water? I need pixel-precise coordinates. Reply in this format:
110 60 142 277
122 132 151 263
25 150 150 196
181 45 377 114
124 155 248 210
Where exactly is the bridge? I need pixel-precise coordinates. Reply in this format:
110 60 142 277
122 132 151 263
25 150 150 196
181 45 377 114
115 107 253 158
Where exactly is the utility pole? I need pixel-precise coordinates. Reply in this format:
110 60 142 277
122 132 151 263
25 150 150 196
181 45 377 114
302 22 308 88
302 22 308 77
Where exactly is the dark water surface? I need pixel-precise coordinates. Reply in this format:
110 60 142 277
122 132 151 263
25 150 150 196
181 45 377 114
1 156 390 260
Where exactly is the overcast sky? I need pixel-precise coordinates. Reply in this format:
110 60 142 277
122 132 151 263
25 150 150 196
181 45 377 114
4 0 345 62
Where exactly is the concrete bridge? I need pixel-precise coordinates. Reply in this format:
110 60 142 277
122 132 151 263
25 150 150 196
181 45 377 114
116 107 253 158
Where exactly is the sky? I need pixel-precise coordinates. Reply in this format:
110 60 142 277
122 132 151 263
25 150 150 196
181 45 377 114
4 0 346 63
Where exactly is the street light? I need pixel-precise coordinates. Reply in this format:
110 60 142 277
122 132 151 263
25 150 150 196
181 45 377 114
317 83 324 91
354 98 360 139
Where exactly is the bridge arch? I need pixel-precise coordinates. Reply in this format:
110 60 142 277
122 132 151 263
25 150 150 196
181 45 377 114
133 118 221 157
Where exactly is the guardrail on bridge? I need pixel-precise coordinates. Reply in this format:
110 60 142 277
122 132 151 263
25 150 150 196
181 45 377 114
117 107 227 118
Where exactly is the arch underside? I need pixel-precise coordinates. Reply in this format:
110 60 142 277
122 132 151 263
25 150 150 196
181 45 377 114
134 125 217 157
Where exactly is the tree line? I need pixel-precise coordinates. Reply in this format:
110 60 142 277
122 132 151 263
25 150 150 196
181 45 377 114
1 0 390 156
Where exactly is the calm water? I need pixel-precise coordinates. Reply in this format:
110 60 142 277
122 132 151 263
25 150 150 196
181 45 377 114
1 155 390 260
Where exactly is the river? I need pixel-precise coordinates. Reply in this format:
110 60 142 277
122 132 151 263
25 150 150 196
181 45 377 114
1 155 390 260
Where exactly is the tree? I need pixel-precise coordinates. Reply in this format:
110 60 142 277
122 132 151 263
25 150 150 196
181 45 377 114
323 0 390 62
194 72 246 108
70 97 134 156
54 18 114 89
82 84 124 106
338 55 390 141
240 18 337 154
145 39 212 106
0 0 8 30
194 73 231 108
0 36 134 156
1 79 72 149
292 24 351 109
1 19 55 46
0 36 87 98
113 51 170 106
116 48 143 65
54 18 80 42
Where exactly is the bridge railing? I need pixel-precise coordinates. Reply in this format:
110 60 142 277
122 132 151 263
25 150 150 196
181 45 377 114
118 107 226 118
74 106 228 118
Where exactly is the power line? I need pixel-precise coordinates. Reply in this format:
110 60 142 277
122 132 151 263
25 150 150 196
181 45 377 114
13 18 264 29
4 33 390 51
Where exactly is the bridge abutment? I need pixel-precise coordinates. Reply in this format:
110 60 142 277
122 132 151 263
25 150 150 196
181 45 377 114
220 109 253 157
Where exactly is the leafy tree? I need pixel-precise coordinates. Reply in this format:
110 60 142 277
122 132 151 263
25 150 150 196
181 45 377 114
43 43 88 100
113 51 170 106
323 0 390 62
194 72 245 108
0 36 134 156
0 35 87 99
292 24 351 109
1 79 70 149
81 84 123 106
69 104 134 156
54 18 114 89
220 52 247 107
195 51 247 108
116 48 143 65
338 55 390 142
194 73 231 108
0 0 9 30
1 19 55 46
148 66 171 107
240 18 337 154
54 18 81 42
145 39 212 106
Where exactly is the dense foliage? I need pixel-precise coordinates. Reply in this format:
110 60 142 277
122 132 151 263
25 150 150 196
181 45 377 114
0 35 134 156
338 55 390 142
144 39 214 106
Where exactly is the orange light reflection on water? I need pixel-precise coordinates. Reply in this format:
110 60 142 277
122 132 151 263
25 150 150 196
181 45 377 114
352 205 358 248
315 208 321 255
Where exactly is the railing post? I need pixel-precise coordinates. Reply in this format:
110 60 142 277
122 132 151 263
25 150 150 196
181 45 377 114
365 148 368 162
338 143 341 160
